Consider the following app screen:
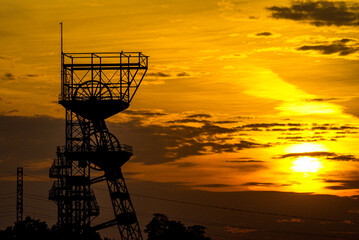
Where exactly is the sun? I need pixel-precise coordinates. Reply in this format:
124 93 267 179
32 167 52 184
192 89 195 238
291 156 323 173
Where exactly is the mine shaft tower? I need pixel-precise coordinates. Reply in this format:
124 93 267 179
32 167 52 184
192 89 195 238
49 50 148 240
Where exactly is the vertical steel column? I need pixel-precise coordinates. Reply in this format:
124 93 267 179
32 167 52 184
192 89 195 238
16 167 23 223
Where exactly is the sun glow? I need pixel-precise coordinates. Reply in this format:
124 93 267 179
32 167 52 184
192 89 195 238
291 156 322 173
286 142 328 153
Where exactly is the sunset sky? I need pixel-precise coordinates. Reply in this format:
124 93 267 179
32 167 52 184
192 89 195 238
1 0 359 239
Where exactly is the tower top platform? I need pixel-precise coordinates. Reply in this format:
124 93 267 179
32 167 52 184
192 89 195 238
60 52 148 120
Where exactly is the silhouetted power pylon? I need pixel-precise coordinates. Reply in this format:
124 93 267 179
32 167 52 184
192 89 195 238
49 44 148 238
16 167 23 223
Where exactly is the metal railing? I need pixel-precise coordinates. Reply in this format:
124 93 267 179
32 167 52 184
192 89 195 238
57 144 133 155
62 52 148 68
58 93 127 102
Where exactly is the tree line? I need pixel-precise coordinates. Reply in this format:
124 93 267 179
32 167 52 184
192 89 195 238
0 213 211 240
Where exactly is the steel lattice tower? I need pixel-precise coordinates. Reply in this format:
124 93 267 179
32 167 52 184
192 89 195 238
17 167 23 223
49 51 148 239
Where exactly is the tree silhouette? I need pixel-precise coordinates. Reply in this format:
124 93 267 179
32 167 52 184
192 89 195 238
0 216 51 240
0 216 104 240
145 213 210 240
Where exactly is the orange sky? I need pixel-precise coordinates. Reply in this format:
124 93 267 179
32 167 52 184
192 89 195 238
1 1 359 239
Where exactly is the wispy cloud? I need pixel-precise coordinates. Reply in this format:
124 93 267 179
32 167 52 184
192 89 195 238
256 31 272 36
187 114 212 118
147 72 171 77
297 38 359 56
1 72 15 81
279 151 359 162
177 72 191 77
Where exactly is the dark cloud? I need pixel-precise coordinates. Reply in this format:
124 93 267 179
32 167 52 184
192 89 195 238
288 127 302 131
225 160 264 163
123 109 167 116
188 141 269 156
1 72 15 81
267 1 359 26
287 123 303 127
312 126 327 130
325 180 359 190
166 114 213 124
256 32 272 36
26 74 38 77
329 125 358 130
279 151 359 162
278 135 338 142
297 39 359 56
229 163 267 172
243 127 262 132
307 98 339 102
196 184 232 188
171 162 197 168
242 123 285 128
187 114 212 118
111 120 269 164
147 72 171 77
167 118 210 124
224 160 267 173
327 155 359 161
177 72 190 77
242 182 276 187
213 120 238 124
271 128 286 131
279 151 336 158
237 116 253 119
0 114 271 171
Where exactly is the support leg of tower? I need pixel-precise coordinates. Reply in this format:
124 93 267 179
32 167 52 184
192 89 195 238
105 169 143 240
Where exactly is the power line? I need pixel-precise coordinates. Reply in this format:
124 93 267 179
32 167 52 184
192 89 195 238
0 204 15 208
98 187 356 225
0 195 15 199
0 192 16 196
0 173 16 179
0 210 14 214
134 211 347 239
23 174 50 181
23 174 357 226
24 195 51 202
26 211 57 221
24 192 48 198
24 204 55 212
